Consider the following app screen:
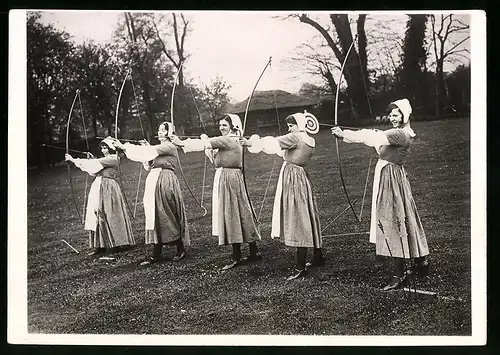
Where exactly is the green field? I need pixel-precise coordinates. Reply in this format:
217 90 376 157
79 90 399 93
26 118 471 335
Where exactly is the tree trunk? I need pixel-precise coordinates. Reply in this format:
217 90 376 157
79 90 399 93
299 14 370 120
435 59 445 117
324 68 337 98
357 15 369 86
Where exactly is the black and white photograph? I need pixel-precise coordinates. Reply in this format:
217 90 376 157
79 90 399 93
8 9 486 345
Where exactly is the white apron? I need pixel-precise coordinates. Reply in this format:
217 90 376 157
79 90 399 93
212 167 223 236
84 177 102 231
369 159 389 243
143 168 162 230
271 161 287 238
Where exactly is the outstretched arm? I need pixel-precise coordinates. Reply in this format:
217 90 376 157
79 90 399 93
171 134 212 152
239 134 285 156
65 153 103 175
331 127 389 147
111 138 159 162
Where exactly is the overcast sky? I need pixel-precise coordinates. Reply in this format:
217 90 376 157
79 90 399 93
38 11 327 102
37 11 470 103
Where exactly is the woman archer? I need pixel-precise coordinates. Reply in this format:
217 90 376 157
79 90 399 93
111 121 190 265
171 114 262 270
239 111 325 281
331 98 430 291
65 137 136 259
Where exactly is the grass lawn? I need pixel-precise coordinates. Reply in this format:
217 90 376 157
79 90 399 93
26 118 472 336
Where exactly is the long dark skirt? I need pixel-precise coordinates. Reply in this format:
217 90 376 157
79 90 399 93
375 163 429 259
145 169 190 246
89 178 135 249
214 168 261 246
274 163 322 248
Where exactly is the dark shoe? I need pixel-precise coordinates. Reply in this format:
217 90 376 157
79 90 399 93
408 260 430 279
416 260 430 278
242 254 263 263
383 275 406 291
116 245 133 252
306 258 326 268
172 251 186 262
222 259 241 270
88 248 105 256
286 269 308 281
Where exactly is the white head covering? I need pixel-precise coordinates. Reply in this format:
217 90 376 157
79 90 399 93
163 121 175 137
100 137 115 150
291 112 307 132
391 98 415 137
223 114 243 136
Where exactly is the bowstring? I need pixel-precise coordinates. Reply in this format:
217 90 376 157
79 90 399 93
355 41 375 222
129 72 146 219
171 67 208 217
257 60 282 222
188 85 208 213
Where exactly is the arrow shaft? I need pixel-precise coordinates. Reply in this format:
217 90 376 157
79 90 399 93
319 122 362 130
43 144 88 154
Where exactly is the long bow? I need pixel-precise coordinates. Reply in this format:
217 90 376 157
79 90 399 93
126 70 148 218
334 36 361 223
114 68 135 218
66 89 84 223
170 60 208 216
188 85 209 215
256 60 282 222
242 57 273 223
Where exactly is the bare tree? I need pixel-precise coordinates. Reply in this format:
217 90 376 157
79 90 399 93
122 12 160 139
149 13 189 84
366 16 406 76
429 14 470 116
294 13 371 119
285 42 339 97
148 13 194 131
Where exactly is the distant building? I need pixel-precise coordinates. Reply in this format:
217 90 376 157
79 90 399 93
226 90 317 135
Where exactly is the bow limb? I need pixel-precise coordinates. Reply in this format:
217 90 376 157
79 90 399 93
66 89 83 223
170 61 208 216
242 57 273 224
334 37 361 223
78 91 91 224
114 69 135 218
242 57 272 134
170 60 184 129
115 69 130 138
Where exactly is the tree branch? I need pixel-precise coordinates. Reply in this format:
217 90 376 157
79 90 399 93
151 16 177 66
180 14 189 56
430 15 440 65
299 14 342 60
443 36 470 58
172 13 182 64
